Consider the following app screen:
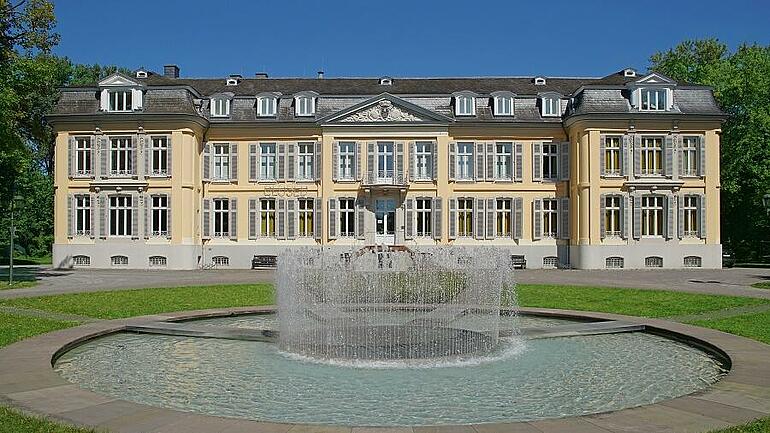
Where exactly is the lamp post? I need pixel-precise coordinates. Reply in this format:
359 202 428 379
8 194 21 286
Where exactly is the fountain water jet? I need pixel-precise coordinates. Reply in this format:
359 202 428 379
276 247 516 364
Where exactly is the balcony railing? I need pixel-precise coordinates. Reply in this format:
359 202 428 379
361 170 408 187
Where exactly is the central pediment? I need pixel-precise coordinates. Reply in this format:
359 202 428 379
320 93 452 125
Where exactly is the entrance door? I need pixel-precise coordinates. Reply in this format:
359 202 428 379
375 199 396 245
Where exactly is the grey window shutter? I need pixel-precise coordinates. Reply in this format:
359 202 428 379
633 134 642 177
699 194 707 239
248 198 257 240
68 137 75 177
332 141 339 181
698 135 706 177
89 193 95 238
474 198 485 239
143 136 151 177
409 141 416 180
433 197 443 240
404 198 414 240
230 143 238 181
276 198 286 239
131 135 138 176
99 195 108 238
559 197 570 240
67 194 73 237
431 141 438 180
599 135 606 176
677 193 686 239
560 142 570 181
356 197 366 240
486 198 495 239
256 199 263 237
355 141 362 180
131 193 139 238
100 137 109 178
448 142 456 181
632 195 641 240
328 198 338 240
367 141 375 181
513 197 523 240
621 134 630 177
165 194 172 239
532 142 542 182
249 144 258 182
486 142 494 181
666 194 675 239
514 142 523 182
277 143 286 181
448 198 457 240
287 199 297 240
202 143 211 181
475 142 485 181
229 198 237 239
664 135 674 177
532 199 542 240
395 141 405 182
287 142 296 181
599 194 606 239
621 195 629 239
144 194 151 239
89 136 95 177
166 137 172 177
314 198 323 241
314 141 322 181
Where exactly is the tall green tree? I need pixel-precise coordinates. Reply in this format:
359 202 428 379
650 39 770 261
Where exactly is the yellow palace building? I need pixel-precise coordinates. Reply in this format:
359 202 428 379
48 65 725 269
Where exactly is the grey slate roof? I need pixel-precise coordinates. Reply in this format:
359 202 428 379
51 70 725 121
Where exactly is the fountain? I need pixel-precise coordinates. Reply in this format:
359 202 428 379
276 246 516 363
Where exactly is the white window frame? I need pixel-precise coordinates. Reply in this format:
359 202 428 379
495 142 512 180
542 198 558 238
75 137 92 176
298 198 314 237
604 135 621 175
682 195 699 237
297 142 315 180
640 88 667 111
210 98 231 117
416 198 432 237
74 195 91 236
257 96 277 117
213 143 230 180
151 195 169 237
259 198 276 237
110 136 132 177
339 198 356 237
414 141 433 180
542 143 558 180
108 195 132 237
150 136 168 176
338 141 355 180
294 96 315 117
456 142 474 180
493 96 513 116
604 195 621 237
260 142 277 180
455 95 475 116
496 198 512 237
681 136 698 176
641 195 665 237
213 198 230 237
457 198 473 237
541 97 560 117
108 90 132 112
377 141 395 180
640 136 663 175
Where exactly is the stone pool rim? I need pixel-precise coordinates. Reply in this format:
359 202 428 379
0 306 767 433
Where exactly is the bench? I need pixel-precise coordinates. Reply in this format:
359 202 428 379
251 255 277 269
511 255 527 270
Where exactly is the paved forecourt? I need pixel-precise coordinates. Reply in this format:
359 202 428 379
0 307 769 433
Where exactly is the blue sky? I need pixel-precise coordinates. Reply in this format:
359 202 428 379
54 0 770 79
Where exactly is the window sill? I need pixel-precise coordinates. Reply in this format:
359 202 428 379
601 174 624 178
146 174 171 179
210 179 235 184
335 178 359 183
411 178 435 183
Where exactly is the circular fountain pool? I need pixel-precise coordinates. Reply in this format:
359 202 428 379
54 313 726 426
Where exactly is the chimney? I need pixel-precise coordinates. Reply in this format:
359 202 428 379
317 70 324 79
164 64 179 78
255 72 269 79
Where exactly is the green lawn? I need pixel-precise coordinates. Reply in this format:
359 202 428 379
0 282 769 433
0 267 41 290
751 282 770 290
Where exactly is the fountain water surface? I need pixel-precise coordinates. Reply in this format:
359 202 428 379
276 247 516 365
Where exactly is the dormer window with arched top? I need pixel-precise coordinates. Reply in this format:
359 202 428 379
454 93 476 116
294 94 316 117
540 93 561 117
98 73 143 112
534 76 547 86
135 70 148 79
210 96 231 117
491 92 515 116
256 94 278 117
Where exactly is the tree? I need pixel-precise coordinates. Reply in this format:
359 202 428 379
650 39 770 261
0 0 58 63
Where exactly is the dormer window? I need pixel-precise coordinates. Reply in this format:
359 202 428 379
379 77 392 86
623 68 637 77
98 73 143 112
135 70 148 79
455 94 475 116
534 76 547 86
210 97 231 117
492 94 514 116
257 95 277 117
640 88 667 111
541 96 561 117
295 95 315 117
108 90 133 112
226 78 238 86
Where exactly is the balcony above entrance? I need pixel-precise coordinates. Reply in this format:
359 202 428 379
361 170 408 190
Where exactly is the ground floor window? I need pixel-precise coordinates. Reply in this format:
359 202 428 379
339 198 355 237
542 199 558 238
604 195 621 237
416 198 432 237
641 195 665 237
109 195 132 237
151 195 169 237
298 199 314 237
75 195 91 236
260 199 276 237
457 198 473 237
213 198 230 237
645 256 663 268
605 257 624 269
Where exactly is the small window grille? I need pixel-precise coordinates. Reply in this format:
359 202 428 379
72 255 90 267
683 256 702 268
605 257 624 269
542 256 559 269
212 256 230 267
645 256 663 268
111 255 129 266
149 256 167 267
